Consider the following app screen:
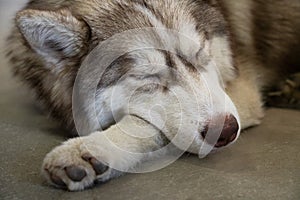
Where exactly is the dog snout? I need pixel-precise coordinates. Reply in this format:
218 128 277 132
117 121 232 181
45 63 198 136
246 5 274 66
201 114 239 148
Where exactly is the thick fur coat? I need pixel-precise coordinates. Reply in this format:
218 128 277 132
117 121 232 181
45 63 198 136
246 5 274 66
6 0 300 191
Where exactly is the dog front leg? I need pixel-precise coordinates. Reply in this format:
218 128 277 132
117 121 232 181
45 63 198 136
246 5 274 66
42 115 164 191
226 66 265 129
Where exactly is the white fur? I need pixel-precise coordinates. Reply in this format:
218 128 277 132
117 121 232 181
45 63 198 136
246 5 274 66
15 1 260 191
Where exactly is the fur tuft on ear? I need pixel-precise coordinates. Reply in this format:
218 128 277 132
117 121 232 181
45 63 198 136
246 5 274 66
16 9 90 65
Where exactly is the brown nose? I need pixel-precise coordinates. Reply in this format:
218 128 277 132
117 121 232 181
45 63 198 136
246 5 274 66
201 114 239 148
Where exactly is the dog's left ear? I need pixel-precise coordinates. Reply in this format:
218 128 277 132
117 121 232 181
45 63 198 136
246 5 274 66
16 9 90 65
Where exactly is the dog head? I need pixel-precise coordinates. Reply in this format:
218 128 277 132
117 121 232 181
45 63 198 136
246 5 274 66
16 0 240 155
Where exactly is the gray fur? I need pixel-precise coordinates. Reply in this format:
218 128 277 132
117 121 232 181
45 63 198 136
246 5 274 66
5 0 300 190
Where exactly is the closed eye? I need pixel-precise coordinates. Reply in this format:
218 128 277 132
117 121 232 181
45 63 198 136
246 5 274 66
195 47 211 69
196 46 204 58
176 50 206 72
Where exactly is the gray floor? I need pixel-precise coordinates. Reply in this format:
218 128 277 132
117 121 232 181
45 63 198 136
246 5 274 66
0 1 300 200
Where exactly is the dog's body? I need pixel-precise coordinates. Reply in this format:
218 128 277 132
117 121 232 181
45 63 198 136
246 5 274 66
6 0 300 191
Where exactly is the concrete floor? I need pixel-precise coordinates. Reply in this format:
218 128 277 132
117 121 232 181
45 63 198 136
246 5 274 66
0 1 300 200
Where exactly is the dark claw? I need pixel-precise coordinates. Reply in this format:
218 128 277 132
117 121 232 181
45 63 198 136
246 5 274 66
82 154 109 175
50 173 67 187
65 165 87 182
90 157 109 175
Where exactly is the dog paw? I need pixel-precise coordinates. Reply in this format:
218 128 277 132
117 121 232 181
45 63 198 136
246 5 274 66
241 107 265 129
42 137 117 191
233 93 265 129
234 92 265 129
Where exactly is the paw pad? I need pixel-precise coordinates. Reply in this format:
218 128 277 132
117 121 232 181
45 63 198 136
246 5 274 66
65 165 87 182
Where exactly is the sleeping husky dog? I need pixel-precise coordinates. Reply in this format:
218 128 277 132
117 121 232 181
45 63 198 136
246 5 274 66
6 0 300 191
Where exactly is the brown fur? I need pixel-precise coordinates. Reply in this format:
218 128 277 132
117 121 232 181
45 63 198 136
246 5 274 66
6 0 300 191
6 0 230 132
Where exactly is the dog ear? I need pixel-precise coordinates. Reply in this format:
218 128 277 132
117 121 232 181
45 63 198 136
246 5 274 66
16 9 90 65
